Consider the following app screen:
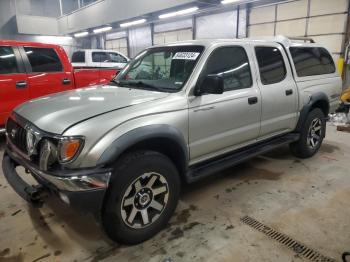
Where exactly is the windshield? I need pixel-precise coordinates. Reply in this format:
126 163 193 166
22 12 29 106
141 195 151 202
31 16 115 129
115 45 204 92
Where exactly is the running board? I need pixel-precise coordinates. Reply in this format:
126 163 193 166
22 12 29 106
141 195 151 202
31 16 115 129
186 133 300 183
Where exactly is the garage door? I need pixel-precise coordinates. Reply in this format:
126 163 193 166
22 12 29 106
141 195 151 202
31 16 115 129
248 0 349 60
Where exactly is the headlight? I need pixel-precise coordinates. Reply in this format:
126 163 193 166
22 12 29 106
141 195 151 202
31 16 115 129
58 137 84 163
26 129 36 155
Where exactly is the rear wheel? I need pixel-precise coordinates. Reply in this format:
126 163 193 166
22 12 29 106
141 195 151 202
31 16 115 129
290 108 326 158
102 150 180 244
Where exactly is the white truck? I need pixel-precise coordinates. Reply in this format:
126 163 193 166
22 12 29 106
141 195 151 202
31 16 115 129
71 49 129 69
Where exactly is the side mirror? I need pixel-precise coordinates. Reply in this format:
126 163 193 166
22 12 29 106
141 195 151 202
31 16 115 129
195 74 224 96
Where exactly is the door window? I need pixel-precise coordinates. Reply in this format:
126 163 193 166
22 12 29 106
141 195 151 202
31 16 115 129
109 52 127 63
92 52 127 63
92 52 109 62
0 46 19 74
255 46 287 85
203 46 252 91
289 47 335 77
24 47 63 72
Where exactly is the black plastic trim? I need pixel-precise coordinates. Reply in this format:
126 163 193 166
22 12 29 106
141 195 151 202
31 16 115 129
12 46 26 74
97 125 188 167
295 92 329 133
5 145 111 178
2 153 107 214
2 154 44 207
186 133 300 183
17 46 32 73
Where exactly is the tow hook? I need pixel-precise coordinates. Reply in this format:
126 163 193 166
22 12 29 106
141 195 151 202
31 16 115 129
24 185 47 208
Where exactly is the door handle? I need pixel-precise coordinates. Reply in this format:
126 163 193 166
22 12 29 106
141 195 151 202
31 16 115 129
16 81 27 89
285 89 293 96
62 78 71 85
248 97 258 105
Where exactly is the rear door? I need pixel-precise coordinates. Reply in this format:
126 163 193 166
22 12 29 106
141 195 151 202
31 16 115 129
252 43 298 138
107 52 128 69
20 46 74 99
91 51 108 68
0 45 28 126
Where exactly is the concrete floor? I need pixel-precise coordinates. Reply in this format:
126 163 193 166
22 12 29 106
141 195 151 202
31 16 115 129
0 124 350 262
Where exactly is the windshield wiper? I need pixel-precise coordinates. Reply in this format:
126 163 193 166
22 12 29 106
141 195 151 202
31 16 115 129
132 81 158 90
110 79 132 87
115 80 162 91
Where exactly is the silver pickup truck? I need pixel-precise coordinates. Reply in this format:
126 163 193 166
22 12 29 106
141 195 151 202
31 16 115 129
2 36 342 244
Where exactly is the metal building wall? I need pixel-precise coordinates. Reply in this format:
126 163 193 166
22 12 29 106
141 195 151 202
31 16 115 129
105 31 128 57
248 0 349 60
153 19 193 45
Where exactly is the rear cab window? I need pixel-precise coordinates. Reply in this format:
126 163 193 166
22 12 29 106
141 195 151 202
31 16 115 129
0 46 19 74
24 47 63 72
289 47 335 77
72 51 85 63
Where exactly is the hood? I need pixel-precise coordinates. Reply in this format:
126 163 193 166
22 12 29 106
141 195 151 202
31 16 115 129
15 85 169 134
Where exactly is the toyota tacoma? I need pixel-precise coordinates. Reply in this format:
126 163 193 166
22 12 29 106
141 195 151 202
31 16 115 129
2 36 342 244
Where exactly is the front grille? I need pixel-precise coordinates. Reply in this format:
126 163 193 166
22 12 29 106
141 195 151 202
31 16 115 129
6 118 28 154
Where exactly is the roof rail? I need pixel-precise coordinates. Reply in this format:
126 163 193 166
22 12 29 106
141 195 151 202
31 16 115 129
288 36 315 43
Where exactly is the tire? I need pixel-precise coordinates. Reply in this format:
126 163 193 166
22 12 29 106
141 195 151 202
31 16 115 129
102 150 181 244
290 108 326 158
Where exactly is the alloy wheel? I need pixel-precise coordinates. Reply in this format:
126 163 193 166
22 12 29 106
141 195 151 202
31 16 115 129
307 118 322 149
121 172 169 229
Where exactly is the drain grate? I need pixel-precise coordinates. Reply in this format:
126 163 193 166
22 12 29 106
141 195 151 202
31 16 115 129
241 216 336 262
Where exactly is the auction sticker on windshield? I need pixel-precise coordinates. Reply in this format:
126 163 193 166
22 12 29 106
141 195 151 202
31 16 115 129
172 52 200 60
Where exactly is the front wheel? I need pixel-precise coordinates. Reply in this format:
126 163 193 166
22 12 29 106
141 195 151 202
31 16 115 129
102 150 180 244
290 108 326 158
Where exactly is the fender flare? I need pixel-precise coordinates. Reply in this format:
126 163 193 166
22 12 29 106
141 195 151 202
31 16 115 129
295 92 329 133
97 124 188 167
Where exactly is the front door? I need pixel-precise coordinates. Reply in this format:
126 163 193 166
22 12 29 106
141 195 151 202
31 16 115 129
188 45 261 164
252 44 298 138
20 46 74 99
0 46 28 126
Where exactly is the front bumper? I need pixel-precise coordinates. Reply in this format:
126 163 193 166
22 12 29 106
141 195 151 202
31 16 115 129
2 147 112 214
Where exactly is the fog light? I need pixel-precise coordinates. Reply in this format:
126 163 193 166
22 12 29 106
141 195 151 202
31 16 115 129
59 192 70 205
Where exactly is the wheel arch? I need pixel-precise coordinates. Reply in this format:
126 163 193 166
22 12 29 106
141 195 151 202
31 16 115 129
97 125 189 181
295 92 329 133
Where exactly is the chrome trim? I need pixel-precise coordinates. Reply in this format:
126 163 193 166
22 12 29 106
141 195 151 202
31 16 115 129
33 169 111 192
7 146 111 192
8 115 85 165
193 106 215 112
24 125 42 156
6 133 31 160
39 139 58 171
0 128 5 134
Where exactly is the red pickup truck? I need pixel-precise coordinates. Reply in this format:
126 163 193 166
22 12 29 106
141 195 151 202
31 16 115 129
0 40 117 130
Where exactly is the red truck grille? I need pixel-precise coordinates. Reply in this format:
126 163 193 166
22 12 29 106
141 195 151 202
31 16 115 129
6 118 28 155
